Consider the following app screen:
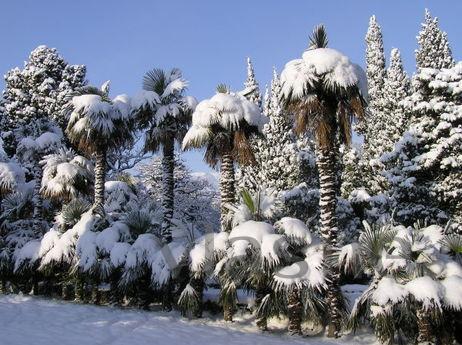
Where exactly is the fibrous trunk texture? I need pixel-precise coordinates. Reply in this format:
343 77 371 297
223 302 234 322
417 305 434 344
316 140 342 338
287 286 303 335
220 152 235 232
94 150 107 209
161 135 175 243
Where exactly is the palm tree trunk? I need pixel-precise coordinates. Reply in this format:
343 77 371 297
416 304 434 344
32 164 44 234
316 142 342 338
94 150 107 209
288 286 303 335
223 303 234 322
220 152 235 232
161 135 175 243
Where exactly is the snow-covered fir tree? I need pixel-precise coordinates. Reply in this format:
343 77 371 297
354 49 411 196
1 45 86 154
242 57 262 108
341 145 367 198
357 15 386 141
416 9 454 70
257 69 300 193
236 58 263 194
383 62 462 225
380 17 457 226
380 48 411 152
346 15 386 196
237 68 319 225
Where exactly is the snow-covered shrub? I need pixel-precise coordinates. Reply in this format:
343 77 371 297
40 148 94 202
346 221 462 344
180 214 327 332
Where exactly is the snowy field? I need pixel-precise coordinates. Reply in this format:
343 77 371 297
0 295 377 345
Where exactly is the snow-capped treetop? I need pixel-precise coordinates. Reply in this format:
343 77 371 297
416 9 454 70
365 15 386 108
65 82 134 154
379 48 411 150
273 241 325 290
1 45 86 135
132 68 197 153
189 232 229 273
240 57 262 109
226 188 279 227
193 92 264 129
281 47 367 101
182 91 266 152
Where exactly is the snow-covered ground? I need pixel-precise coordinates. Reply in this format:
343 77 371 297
0 294 377 345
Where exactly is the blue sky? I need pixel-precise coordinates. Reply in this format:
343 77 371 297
1 0 461 173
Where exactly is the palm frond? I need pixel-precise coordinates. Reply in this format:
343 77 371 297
309 24 329 49
240 189 256 215
441 234 462 264
216 84 229 94
60 199 92 231
143 68 167 95
123 209 153 237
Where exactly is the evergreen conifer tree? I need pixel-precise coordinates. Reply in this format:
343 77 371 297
259 69 300 192
380 48 411 153
358 15 386 142
1 45 86 154
383 62 462 225
236 58 263 194
416 9 454 70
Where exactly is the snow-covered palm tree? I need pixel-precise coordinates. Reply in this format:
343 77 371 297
280 25 367 338
132 68 197 244
65 82 133 210
182 86 266 232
